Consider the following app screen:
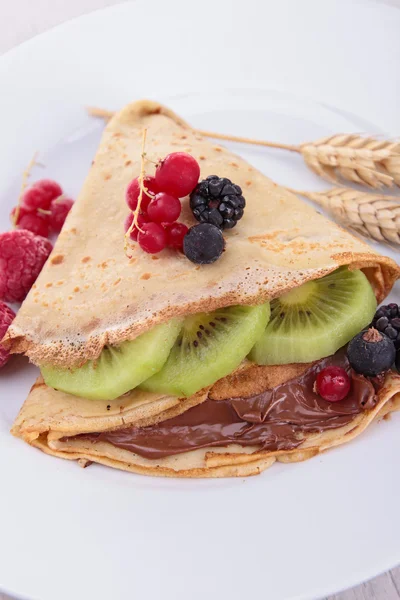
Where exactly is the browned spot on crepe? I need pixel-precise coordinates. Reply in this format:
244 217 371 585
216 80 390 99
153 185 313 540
45 283 53 288
141 273 151 280
113 278 121 286
82 256 91 263
125 160 132 166
50 255 64 265
74 287 80 293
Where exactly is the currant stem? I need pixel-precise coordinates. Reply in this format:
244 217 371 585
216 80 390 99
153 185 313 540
14 152 39 227
124 128 148 253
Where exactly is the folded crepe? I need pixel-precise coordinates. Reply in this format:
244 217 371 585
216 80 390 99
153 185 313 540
7 99 400 478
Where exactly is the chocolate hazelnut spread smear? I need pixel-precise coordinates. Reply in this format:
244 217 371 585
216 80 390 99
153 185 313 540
67 349 380 460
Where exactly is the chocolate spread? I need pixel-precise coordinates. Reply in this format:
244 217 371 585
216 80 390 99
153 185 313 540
69 349 379 460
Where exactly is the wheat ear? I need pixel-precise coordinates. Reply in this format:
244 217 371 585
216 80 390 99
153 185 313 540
290 186 400 245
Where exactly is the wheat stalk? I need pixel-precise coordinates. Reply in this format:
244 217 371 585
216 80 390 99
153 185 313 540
87 107 400 189
290 186 400 245
300 134 400 189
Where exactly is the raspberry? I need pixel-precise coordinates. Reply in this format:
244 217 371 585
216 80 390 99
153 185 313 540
22 179 63 212
49 197 74 232
0 230 53 303
0 302 16 368
17 212 49 238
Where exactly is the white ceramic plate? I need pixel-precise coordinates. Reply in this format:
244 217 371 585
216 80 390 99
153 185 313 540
1 2 400 599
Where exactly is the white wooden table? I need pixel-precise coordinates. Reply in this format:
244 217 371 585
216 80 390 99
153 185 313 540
0 1 399 598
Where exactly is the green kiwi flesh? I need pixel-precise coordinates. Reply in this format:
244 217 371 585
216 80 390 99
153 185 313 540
141 304 271 397
249 267 377 365
40 319 183 400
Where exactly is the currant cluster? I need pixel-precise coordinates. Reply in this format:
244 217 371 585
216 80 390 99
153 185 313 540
10 179 74 238
124 152 199 254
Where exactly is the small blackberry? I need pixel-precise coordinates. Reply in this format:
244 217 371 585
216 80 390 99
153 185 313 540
190 175 246 230
372 303 400 349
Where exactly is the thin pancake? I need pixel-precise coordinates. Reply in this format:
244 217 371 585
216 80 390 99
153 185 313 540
4 100 399 367
12 368 400 478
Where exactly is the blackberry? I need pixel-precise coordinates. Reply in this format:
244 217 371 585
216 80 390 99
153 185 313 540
372 303 400 349
347 328 395 377
189 175 246 230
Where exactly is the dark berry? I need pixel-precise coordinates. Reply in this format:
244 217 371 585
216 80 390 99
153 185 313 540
155 152 200 198
190 175 246 230
385 325 398 340
316 366 351 402
183 223 225 264
388 303 399 317
374 306 390 320
347 328 395 377
391 317 400 330
165 222 188 250
375 316 389 331
147 193 181 224
138 222 167 254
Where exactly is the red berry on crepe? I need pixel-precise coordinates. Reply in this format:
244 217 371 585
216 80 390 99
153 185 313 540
165 222 188 250
124 212 150 241
147 193 181 224
126 176 157 212
49 197 74 232
315 366 351 402
138 222 167 254
155 152 200 197
22 179 63 211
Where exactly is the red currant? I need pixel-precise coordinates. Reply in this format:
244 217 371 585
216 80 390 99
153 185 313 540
315 366 351 402
125 176 157 212
10 205 29 225
50 197 74 232
147 192 181 224
165 222 189 250
22 179 63 211
17 212 49 238
155 152 200 198
138 222 167 254
143 175 159 196
124 212 150 241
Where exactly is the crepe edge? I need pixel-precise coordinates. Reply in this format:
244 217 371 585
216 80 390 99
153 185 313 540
3 98 400 366
12 373 400 478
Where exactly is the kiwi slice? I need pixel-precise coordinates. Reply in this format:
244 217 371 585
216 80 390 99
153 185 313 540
141 304 270 397
40 319 183 400
249 267 377 365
